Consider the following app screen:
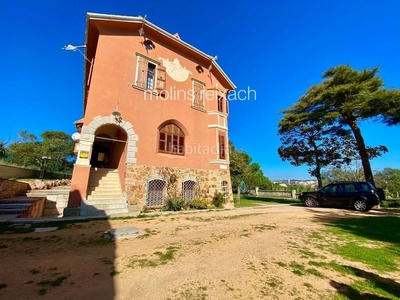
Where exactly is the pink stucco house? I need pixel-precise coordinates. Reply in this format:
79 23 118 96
66 13 236 216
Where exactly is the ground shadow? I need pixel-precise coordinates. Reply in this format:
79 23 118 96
330 265 400 300
0 189 116 299
309 209 400 246
330 280 391 300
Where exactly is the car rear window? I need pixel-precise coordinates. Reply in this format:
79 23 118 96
358 182 373 191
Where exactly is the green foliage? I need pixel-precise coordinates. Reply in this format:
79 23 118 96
188 198 208 209
279 65 397 185
6 130 75 174
229 141 272 191
212 192 225 208
0 140 8 157
165 198 185 211
381 199 400 208
374 168 400 197
278 122 357 188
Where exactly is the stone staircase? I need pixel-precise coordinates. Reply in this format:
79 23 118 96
0 196 46 220
81 168 128 216
27 186 69 217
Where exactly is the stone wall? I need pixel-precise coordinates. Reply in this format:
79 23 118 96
0 164 71 180
125 164 233 208
0 179 29 199
0 164 40 179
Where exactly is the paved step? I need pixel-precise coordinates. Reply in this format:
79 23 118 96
82 202 127 210
0 196 46 218
87 194 124 200
80 168 125 217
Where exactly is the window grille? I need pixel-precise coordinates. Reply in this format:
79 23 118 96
182 180 197 201
146 179 166 207
221 181 228 200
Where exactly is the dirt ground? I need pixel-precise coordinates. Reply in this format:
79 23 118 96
0 204 399 300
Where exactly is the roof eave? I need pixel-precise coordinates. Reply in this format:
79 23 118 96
86 12 236 90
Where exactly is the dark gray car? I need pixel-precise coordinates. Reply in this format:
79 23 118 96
298 182 383 211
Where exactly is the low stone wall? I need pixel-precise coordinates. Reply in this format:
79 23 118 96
0 164 40 180
0 164 71 180
125 164 233 208
0 179 28 199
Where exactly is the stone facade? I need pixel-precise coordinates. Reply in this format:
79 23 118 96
125 164 233 208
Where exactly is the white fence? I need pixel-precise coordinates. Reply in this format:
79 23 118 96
249 189 298 200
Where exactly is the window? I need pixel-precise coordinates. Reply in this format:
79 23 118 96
218 135 226 159
344 183 357 193
159 123 185 155
321 184 337 194
221 181 228 200
192 80 205 109
135 56 166 92
182 180 197 201
217 96 223 112
146 179 166 207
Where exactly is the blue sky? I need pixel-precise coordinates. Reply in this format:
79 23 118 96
1 0 399 180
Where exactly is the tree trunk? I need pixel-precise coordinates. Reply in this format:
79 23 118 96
315 167 322 189
346 118 375 186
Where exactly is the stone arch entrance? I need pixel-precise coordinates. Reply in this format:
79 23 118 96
74 115 138 167
91 125 127 169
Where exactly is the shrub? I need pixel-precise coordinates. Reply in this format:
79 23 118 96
188 198 208 209
165 198 185 211
381 199 400 208
212 192 225 208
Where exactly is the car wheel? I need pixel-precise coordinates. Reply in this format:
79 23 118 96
304 197 318 207
353 199 368 211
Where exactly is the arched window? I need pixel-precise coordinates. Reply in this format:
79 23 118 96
159 123 185 155
146 179 166 207
182 180 197 201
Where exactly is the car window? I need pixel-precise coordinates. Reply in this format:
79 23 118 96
344 183 357 193
321 184 337 193
358 183 371 192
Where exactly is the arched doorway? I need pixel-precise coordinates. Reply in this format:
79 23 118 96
91 125 127 169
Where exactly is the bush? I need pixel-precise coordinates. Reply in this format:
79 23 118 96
212 192 225 208
381 199 400 208
188 198 208 209
165 198 185 211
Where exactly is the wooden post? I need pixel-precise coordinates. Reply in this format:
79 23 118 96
237 185 241 204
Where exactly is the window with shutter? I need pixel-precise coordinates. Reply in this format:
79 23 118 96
219 135 226 160
156 65 166 91
135 54 166 93
217 96 223 112
136 57 148 89
192 81 205 109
